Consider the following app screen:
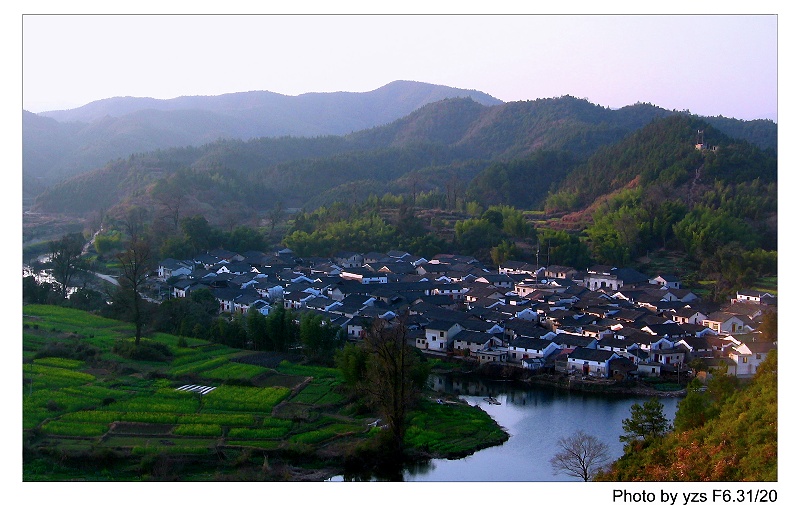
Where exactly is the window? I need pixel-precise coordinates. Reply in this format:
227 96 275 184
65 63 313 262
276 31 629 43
756 354 762 359
742 356 748 363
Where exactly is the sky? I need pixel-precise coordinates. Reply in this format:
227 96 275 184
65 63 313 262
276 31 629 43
19 11 780 121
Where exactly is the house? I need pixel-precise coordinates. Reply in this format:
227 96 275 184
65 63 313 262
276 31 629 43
250 299 272 316
283 290 317 310
669 308 708 325
637 361 664 377
172 278 198 298
566 348 621 377
734 290 777 305
474 274 515 289
609 357 638 380
507 337 561 364
418 321 464 352
702 312 751 335
650 274 681 289
585 271 623 292
452 330 504 356
552 333 598 350
216 261 252 276
650 344 686 367
340 267 388 285
675 336 714 358
725 341 776 377
233 291 264 315
476 349 509 363
333 251 364 268
544 265 578 280
499 261 541 277
158 259 193 280
213 288 243 313
642 322 690 340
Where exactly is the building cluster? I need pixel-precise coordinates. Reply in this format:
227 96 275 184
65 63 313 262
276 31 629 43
155 248 777 379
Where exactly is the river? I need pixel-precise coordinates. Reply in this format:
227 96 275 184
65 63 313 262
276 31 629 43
330 374 680 482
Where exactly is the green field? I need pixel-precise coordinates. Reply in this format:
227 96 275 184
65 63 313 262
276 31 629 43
22 305 507 481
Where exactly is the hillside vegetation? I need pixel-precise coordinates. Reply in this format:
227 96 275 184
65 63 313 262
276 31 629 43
598 351 777 481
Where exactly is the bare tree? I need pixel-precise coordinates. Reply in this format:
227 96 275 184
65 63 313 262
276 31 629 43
268 200 284 237
151 177 186 232
360 316 430 456
49 232 85 299
549 430 610 481
117 238 153 345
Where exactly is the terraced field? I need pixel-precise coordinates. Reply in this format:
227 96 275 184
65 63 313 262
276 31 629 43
22 305 507 481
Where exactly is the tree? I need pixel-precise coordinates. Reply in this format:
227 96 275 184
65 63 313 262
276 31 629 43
299 312 344 364
672 380 713 431
549 430 610 481
268 200 284 237
151 175 187 232
620 397 671 445
358 316 430 456
757 310 777 342
117 238 153 345
49 232 85 298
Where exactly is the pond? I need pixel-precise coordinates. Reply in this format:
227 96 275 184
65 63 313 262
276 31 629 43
331 374 680 482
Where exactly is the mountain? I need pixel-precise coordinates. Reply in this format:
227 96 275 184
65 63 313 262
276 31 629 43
544 114 778 214
30 94 777 226
23 81 502 198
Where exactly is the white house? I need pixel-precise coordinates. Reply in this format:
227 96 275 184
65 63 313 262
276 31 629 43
507 337 561 364
418 321 464 352
650 274 681 289
702 312 750 335
725 341 776 377
158 259 192 280
452 330 504 356
566 348 621 377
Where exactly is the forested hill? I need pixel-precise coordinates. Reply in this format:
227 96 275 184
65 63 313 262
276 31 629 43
23 80 502 194
544 115 778 214
31 94 777 222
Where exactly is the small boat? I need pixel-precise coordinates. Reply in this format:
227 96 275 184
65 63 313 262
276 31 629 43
483 396 501 405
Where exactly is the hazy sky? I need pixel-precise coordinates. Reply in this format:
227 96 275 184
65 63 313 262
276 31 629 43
21 13 779 121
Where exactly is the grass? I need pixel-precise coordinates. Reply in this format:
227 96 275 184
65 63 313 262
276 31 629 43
404 400 509 456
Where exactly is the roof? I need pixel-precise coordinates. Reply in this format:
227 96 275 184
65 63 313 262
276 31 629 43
552 333 596 347
453 330 497 344
509 336 557 350
568 347 618 362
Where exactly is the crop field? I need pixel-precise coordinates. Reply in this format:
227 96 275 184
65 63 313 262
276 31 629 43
23 305 506 480
289 377 345 406
22 306 363 465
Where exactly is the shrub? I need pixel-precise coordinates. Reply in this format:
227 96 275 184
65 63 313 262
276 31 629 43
113 339 173 362
46 400 64 412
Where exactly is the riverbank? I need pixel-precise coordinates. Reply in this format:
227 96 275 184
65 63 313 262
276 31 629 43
430 360 687 398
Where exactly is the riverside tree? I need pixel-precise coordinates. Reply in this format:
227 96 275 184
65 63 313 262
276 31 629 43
49 232 85 299
340 316 430 456
620 397 671 445
549 430 610 481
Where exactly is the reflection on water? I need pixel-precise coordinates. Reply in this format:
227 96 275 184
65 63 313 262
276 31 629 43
330 373 680 482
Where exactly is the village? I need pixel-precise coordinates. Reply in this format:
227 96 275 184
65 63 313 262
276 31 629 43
152 246 777 384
